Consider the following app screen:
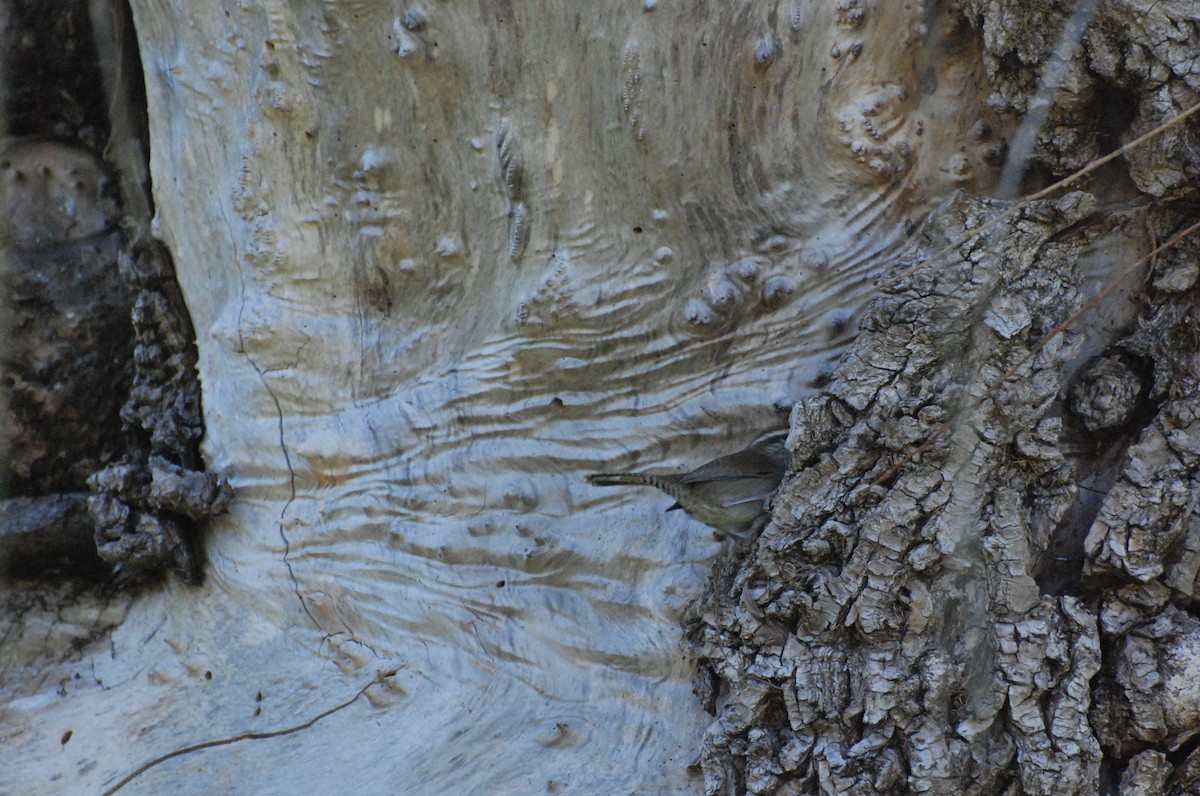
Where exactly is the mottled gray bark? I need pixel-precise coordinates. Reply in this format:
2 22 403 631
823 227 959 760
687 1 1200 793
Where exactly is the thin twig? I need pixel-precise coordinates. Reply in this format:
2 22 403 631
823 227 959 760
1009 216 1200 382
880 100 1200 297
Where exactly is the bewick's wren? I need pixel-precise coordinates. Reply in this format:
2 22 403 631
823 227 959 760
587 430 790 537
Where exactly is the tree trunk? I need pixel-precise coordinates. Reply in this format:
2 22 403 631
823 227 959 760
2 1 1198 794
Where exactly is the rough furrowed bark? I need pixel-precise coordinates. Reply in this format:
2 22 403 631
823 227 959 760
683 0 1200 789
685 190 1146 795
1087 395 1200 788
961 0 1200 199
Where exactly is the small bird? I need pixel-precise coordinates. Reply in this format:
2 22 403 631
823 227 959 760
587 430 790 537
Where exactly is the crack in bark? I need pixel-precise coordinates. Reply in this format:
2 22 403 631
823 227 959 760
100 668 398 796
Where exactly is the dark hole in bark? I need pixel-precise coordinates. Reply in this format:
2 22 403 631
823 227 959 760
1092 84 1139 161
1 0 225 585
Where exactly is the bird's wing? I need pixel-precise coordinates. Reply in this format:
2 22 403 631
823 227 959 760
722 491 775 507
679 449 781 484
679 468 776 485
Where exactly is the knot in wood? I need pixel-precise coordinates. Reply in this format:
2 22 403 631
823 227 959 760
1068 354 1145 434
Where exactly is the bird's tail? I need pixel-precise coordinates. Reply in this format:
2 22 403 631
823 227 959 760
587 473 675 492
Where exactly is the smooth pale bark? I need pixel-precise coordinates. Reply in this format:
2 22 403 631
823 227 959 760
2 1 1198 795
